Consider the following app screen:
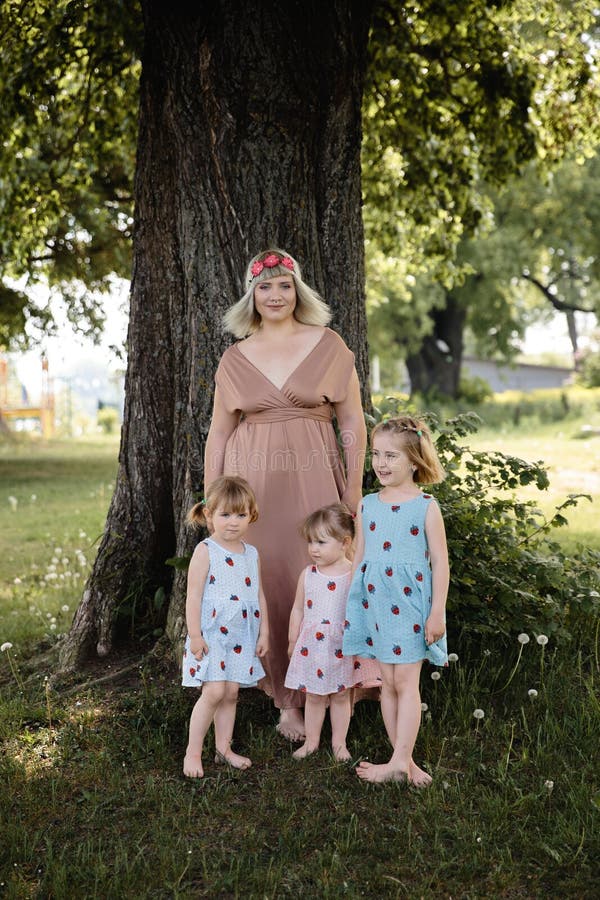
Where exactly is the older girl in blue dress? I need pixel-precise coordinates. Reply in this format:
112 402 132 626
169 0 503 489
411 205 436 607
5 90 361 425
342 416 448 785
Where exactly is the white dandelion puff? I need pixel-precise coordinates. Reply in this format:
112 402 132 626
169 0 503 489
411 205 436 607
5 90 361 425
536 634 549 646
430 671 441 681
518 633 530 645
448 652 459 663
1 642 14 652
473 708 485 720
528 689 538 699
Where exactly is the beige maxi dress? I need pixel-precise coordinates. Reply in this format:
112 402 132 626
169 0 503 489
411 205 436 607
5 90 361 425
215 327 355 709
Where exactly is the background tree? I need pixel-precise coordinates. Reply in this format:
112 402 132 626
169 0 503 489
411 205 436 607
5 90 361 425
2 0 595 666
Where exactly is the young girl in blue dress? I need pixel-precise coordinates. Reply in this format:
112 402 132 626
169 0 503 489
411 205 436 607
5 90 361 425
342 416 449 785
182 476 269 778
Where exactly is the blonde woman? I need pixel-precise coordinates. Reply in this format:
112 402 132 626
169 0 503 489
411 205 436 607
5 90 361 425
205 249 366 741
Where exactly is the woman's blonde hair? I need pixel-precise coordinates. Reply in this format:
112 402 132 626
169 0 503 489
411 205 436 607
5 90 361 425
371 416 445 485
223 247 332 338
187 476 259 527
301 502 355 544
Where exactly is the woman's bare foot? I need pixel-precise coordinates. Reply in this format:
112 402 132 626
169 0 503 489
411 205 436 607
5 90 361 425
292 741 318 760
409 759 432 787
276 707 305 741
214 749 252 770
183 752 204 778
333 744 352 762
356 760 408 783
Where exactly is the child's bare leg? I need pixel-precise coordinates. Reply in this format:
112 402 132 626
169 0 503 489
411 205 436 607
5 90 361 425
357 662 422 783
379 677 431 787
213 681 251 769
329 690 352 761
184 681 226 777
293 694 327 759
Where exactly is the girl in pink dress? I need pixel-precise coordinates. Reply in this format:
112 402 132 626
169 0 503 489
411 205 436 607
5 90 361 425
285 503 359 761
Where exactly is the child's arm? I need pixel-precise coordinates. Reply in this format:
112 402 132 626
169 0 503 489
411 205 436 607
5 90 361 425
256 557 270 658
424 501 450 645
350 498 365 576
287 570 306 658
185 542 210 658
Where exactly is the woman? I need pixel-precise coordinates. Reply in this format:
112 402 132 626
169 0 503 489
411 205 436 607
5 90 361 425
205 248 366 740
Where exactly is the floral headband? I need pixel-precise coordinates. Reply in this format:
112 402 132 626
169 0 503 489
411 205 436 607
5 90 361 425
250 253 295 280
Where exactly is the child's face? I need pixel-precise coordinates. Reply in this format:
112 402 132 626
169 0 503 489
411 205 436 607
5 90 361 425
207 506 250 544
307 531 349 568
371 432 413 487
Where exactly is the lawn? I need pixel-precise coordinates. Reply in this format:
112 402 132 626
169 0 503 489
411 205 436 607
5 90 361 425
1 425 598 898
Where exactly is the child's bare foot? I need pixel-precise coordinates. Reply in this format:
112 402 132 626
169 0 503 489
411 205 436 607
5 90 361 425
409 759 432 788
214 749 252 770
292 741 318 760
333 744 352 762
183 752 204 778
356 760 408 783
276 708 305 741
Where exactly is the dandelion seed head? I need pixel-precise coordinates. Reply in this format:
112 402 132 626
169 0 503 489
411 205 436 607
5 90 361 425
54 548 62 555
448 652 459 662
518 633 530 644
61 605 69 612
50 623 56 631
473 708 485 719
30 494 37 502
536 634 549 646
61 557 69 566
430 671 441 681
8 496 18 511
544 779 554 792
421 702 428 712
1 642 13 652
528 689 538 699
13 577 22 585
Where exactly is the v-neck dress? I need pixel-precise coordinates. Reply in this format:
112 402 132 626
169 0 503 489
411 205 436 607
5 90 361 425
215 327 356 708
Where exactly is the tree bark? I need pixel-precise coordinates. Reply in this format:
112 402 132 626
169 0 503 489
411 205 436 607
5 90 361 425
60 0 373 670
405 293 465 398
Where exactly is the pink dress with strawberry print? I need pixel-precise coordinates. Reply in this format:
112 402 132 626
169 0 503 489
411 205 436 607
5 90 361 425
182 538 266 688
285 565 359 696
342 492 448 667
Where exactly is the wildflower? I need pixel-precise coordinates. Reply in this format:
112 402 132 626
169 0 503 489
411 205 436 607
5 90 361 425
79 531 87 539
13 577 22 585
483 649 491 657
536 634 549 646
61 557 69 565
30 494 37 502
544 780 554 792
448 652 459 663
1 642 13 652
431 671 441 681
421 702 428 712
528 689 538 699
50 623 56 631
517 633 530 645
473 709 485 720
8 496 18 511
61 605 69 613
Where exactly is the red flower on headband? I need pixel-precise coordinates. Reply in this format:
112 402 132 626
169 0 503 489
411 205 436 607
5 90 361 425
263 253 281 268
250 254 295 279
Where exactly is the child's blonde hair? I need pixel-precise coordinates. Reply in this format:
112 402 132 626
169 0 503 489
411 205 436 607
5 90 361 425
187 476 259 527
301 502 355 544
371 416 445 485
223 247 332 338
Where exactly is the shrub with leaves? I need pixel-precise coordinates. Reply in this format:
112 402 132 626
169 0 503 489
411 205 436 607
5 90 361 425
369 403 600 657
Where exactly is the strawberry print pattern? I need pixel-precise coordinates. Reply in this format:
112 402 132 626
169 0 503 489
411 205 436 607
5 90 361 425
181 538 266 688
342 492 448 667
285 565 366 696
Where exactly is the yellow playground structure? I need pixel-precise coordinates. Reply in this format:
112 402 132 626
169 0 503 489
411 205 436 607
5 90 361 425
0 355 55 438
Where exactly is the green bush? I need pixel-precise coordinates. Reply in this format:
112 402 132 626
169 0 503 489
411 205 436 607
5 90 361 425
577 348 600 388
97 406 120 434
366 403 600 657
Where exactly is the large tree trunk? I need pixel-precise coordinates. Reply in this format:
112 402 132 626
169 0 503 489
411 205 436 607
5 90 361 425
405 293 465 398
60 0 373 670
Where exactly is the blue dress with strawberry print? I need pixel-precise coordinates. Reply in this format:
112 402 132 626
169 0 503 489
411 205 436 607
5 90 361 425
342 492 448 666
182 538 266 688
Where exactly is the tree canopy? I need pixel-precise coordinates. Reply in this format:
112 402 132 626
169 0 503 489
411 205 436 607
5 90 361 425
2 0 599 360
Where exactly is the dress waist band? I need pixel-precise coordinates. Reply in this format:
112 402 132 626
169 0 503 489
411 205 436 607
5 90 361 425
244 404 333 424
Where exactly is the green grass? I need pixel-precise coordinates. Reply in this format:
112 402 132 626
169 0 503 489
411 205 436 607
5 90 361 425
1 428 598 898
